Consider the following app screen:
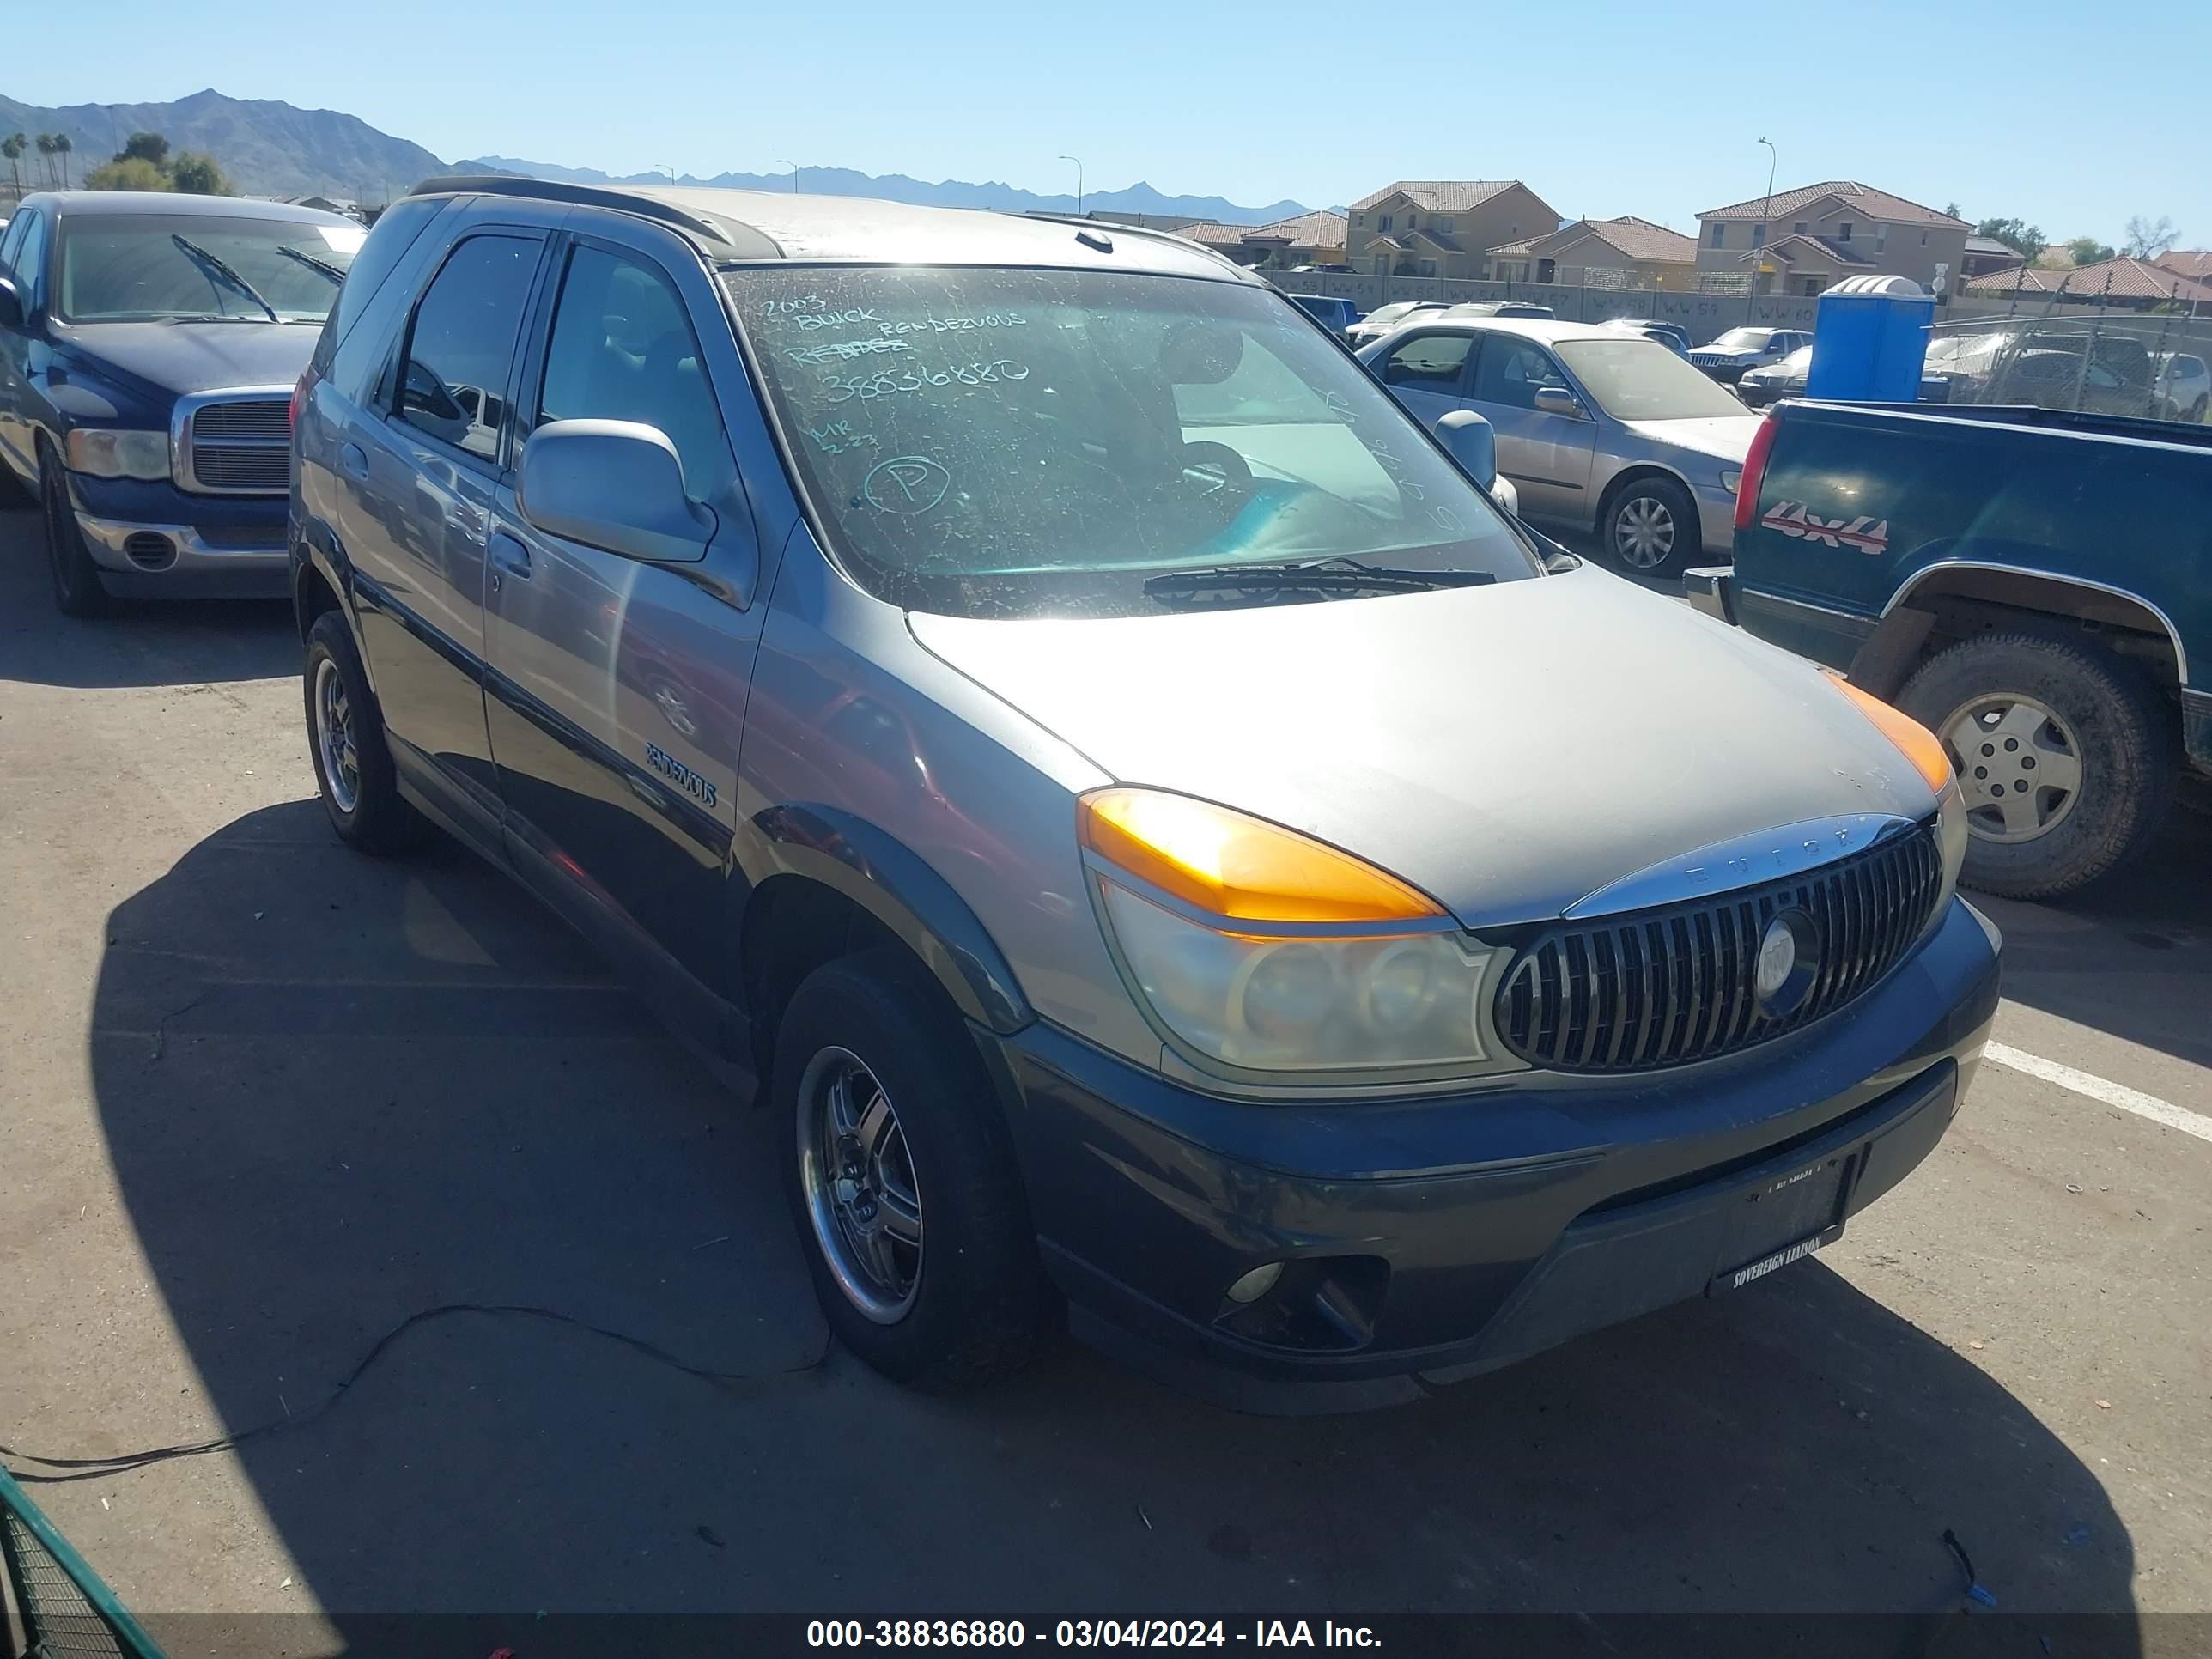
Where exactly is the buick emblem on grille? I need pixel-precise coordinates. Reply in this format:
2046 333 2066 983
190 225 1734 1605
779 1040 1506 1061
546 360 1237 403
1756 909 1820 1016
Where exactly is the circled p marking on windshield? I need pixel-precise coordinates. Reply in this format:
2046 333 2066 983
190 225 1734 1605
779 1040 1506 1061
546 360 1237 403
861 455 951 515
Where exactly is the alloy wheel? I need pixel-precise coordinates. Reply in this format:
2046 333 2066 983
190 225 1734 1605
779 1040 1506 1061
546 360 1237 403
797 1045 923 1323
313 657 362 814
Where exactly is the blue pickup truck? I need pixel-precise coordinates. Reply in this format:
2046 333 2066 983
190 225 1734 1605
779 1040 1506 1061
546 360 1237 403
0 191 362 615
1689 400 2211 899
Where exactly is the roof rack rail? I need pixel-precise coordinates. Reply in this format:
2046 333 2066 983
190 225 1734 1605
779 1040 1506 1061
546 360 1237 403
409 175 755 252
1009 209 1251 276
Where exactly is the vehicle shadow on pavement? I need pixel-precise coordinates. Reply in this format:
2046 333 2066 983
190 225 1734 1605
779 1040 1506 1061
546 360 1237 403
0 506 298 689
81 803 2139 1639
1972 817 2212 1070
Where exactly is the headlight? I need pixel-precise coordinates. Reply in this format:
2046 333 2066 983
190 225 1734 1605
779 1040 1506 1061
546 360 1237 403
64 428 171 481
1719 468 1743 495
1078 788 1509 1077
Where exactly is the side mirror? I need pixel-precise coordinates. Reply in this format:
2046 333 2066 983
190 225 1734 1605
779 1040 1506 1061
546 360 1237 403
1534 386 1585 420
1433 409 1496 489
0 276 22 331
518 419 714 565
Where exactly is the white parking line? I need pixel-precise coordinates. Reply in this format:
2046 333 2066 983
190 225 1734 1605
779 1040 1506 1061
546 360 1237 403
1985 1042 2212 1146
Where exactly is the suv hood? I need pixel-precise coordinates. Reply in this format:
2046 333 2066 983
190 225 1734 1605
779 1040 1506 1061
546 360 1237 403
1618 414 1759 462
55 320 319 398
908 566 1936 928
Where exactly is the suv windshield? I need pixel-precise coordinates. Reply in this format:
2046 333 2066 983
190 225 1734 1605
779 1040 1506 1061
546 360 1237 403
1556 337 1750 420
56 214 364 324
1711 328 1774 349
728 266 1538 619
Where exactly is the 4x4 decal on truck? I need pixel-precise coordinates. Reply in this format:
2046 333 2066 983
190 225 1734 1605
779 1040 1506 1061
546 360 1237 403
1760 501 1890 555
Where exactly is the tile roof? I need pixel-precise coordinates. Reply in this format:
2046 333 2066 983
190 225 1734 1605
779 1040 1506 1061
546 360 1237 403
2156 249 2212 281
1699 181 1967 228
1741 232 1874 270
1490 216 1697 265
1583 214 1698 264
1242 210 1347 251
1965 235 2020 258
1966 255 2212 301
1410 225 1465 253
1170 221 1252 248
1349 179 1520 213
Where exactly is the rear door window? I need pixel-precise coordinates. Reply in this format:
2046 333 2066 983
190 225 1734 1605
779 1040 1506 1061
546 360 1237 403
1377 331 1473 390
393 234 542 463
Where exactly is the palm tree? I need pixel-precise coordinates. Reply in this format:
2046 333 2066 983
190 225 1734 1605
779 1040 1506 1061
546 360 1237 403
2 133 24 199
53 133 72 188
34 133 54 186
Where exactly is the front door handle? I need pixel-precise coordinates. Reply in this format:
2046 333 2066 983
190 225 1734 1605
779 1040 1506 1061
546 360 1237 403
337 441 368 483
488 532 532 580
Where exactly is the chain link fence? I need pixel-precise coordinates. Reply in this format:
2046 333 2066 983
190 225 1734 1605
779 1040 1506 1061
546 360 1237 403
1928 313 2212 423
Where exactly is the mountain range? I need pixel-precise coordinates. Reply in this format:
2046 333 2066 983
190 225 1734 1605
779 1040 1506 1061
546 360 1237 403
0 88 1311 225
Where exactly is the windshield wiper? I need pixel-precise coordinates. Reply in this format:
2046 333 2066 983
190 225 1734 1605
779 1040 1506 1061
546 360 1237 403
1142 556 1495 607
272 243 347 285
171 234 278 322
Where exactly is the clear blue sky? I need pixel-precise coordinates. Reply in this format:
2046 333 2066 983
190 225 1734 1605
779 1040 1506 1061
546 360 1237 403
40 0 2209 248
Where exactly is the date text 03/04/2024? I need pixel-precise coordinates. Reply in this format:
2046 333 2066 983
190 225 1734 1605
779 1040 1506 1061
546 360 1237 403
805 1621 1382 1649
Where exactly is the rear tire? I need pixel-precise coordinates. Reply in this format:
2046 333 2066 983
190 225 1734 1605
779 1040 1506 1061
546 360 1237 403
304 610 433 855
40 453 116 618
1897 630 2174 900
776 949 1049 1391
1604 475 1699 575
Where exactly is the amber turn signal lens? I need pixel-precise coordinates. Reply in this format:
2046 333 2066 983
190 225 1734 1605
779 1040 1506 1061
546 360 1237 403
1826 672 1953 794
1078 788 1444 925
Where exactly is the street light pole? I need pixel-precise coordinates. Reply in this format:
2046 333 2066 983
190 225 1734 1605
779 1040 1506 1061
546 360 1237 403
1060 155 1084 216
777 158 799 194
655 164 676 185
1756 137 1778 300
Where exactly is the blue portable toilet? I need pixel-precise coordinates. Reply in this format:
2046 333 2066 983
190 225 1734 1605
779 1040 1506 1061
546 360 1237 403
1803 274 1937 402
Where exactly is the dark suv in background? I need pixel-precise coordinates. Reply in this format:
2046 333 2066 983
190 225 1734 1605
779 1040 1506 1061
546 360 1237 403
0 191 361 615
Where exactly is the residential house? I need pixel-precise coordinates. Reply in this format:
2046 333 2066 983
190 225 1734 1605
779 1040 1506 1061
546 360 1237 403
2156 250 2212 283
1694 182 1970 296
1346 181 1560 279
1960 235 2024 280
1965 255 2212 308
1484 216 1698 290
1239 210 1349 270
1166 220 1266 266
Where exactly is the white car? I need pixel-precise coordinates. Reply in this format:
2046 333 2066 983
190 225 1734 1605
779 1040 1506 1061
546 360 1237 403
1690 327 1811 385
2154 352 2209 423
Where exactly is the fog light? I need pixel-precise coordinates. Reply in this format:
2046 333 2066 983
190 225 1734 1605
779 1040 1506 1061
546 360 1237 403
1225 1261 1284 1304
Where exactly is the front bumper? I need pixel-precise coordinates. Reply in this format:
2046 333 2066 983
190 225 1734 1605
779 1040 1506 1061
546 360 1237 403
989 896 2001 1413
66 471 288 599
1683 564 1736 623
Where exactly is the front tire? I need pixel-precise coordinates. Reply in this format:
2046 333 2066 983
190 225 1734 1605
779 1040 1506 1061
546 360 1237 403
1605 475 1698 575
40 454 115 618
1897 630 2174 900
304 610 433 855
777 949 1048 1391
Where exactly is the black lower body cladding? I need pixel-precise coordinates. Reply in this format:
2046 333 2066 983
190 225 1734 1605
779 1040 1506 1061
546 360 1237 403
986 896 2002 1413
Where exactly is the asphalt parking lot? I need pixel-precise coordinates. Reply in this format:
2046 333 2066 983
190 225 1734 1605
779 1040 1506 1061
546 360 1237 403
1 502 2206 1650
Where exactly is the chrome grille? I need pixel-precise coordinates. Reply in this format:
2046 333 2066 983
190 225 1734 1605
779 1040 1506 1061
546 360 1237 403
1496 825 1945 1073
180 394 289 495
191 400 289 441
189 446 289 491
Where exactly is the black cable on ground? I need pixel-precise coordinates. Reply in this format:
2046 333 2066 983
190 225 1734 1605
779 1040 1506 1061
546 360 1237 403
2 1303 830 1485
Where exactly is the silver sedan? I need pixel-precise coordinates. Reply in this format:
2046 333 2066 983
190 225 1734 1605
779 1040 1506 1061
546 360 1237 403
1358 317 1758 573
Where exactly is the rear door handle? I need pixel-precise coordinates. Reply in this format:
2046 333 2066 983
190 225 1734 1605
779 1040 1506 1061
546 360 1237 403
337 441 368 483
489 532 532 579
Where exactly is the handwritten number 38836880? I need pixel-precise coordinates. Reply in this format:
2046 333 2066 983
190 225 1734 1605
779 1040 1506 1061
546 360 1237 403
823 360 1029 405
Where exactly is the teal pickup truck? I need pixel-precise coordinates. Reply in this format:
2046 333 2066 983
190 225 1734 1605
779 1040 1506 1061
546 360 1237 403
1687 400 2211 900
